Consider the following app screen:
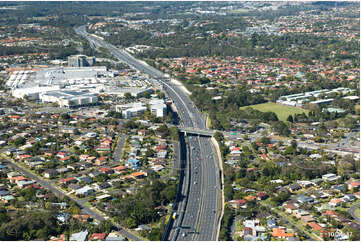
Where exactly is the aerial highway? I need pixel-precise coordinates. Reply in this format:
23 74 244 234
75 25 222 241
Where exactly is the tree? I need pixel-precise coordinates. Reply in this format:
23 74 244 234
271 191 290 205
60 113 71 120
147 228 161 240
124 92 133 100
0 208 9 224
93 220 113 234
140 92 151 99
14 137 26 146
272 121 291 136
163 185 177 202
224 184 234 201
286 115 294 123
291 140 298 149
169 127 179 141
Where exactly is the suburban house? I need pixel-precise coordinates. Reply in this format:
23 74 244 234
348 181 360 190
89 233 106 241
329 198 343 207
70 230 88 241
322 173 340 182
229 199 247 209
106 231 125 241
271 227 294 239
44 169 58 178
75 186 95 196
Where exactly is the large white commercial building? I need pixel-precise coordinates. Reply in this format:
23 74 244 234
6 70 35 90
149 99 167 118
12 86 61 100
8 66 161 110
116 99 167 119
40 90 98 108
116 103 147 119
68 55 96 67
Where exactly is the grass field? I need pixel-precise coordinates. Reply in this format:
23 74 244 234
240 102 309 122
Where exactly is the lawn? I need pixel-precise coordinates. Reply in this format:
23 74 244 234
240 102 309 122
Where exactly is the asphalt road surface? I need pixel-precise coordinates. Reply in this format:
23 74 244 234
113 134 126 165
74 25 222 241
349 203 360 224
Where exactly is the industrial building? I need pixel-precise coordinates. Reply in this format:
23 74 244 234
277 88 354 107
310 98 334 106
68 55 96 67
40 90 98 108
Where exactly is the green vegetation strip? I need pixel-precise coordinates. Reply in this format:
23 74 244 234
355 208 360 219
240 102 309 121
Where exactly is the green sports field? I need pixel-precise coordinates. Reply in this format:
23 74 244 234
239 102 309 121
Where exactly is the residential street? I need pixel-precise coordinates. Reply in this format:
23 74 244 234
1 156 143 241
349 202 360 224
113 134 126 165
260 201 320 241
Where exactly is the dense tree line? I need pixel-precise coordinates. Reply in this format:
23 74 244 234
218 205 234 241
186 86 284 131
139 32 359 66
0 210 59 240
0 46 43 56
111 178 177 228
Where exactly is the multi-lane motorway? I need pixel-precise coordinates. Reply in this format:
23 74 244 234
75 25 222 241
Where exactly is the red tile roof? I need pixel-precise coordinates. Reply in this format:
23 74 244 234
323 210 338 217
59 177 75 183
308 222 323 231
349 181 360 187
89 233 106 241
272 228 294 238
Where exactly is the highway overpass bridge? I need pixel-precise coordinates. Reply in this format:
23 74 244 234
175 125 241 139
177 126 216 136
